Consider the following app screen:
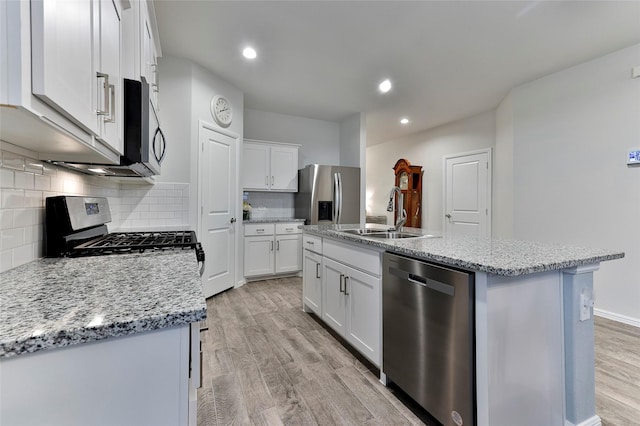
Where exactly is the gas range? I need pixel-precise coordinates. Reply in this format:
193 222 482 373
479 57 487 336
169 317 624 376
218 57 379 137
45 196 205 270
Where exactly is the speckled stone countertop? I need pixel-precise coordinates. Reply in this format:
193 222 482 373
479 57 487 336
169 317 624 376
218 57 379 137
243 218 306 224
0 250 206 359
303 224 624 276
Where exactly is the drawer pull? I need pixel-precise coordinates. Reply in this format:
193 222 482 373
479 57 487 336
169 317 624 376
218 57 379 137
257 229 264 232
285 228 294 231
306 241 314 245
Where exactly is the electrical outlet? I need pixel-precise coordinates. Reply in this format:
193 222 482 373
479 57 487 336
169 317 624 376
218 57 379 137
580 290 594 322
632 66 640 79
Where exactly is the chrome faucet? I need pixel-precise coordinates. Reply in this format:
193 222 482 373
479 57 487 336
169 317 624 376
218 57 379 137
387 186 407 231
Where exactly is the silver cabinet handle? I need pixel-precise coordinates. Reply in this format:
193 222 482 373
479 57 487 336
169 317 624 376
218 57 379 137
270 241 274 251
265 176 269 186
96 72 110 116
104 84 116 123
344 276 350 295
285 228 294 232
306 241 314 245
256 228 264 233
271 176 275 185
339 274 345 293
316 263 320 279
276 240 280 251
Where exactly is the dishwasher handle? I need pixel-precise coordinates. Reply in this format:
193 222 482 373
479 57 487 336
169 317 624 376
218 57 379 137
389 266 455 297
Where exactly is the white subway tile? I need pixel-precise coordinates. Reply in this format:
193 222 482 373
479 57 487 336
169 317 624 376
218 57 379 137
13 208 36 227
24 190 43 208
0 249 12 273
34 174 51 191
15 172 34 189
24 224 43 243
42 162 57 176
1 228 25 250
2 151 25 171
13 243 35 267
24 160 44 174
1 189 25 208
0 168 14 188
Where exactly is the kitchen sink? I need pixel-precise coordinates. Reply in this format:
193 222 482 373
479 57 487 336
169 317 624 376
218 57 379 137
341 229 430 239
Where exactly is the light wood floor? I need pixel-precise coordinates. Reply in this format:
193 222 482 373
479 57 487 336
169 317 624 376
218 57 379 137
595 316 640 426
198 277 640 426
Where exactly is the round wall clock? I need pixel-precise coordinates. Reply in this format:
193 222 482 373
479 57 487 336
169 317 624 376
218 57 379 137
210 95 233 128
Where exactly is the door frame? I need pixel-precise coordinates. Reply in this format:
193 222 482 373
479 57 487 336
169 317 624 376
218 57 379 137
442 148 492 237
197 120 241 291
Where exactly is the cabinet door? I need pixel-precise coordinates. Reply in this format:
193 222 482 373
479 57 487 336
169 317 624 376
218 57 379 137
275 234 302 274
140 1 159 110
302 250 322 315
345 265 381 367
270 145 299 191
243 142 270 190
31 0 98 134
321 257 347 337
244 236 274 277
96 0 122 154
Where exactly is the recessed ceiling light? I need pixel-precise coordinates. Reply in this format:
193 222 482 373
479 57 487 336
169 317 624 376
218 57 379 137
242 46 257 59
378 79 392 93
400 118 409 125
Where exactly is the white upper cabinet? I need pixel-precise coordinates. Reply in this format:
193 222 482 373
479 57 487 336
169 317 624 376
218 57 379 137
243 140 300 192
95 0 123 154
31 0 97 135
140 0 159 110
31 0 122 155
0 0 161 164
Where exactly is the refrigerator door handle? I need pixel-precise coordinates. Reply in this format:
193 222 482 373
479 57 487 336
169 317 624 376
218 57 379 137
337 172 343 224
333 172 340 224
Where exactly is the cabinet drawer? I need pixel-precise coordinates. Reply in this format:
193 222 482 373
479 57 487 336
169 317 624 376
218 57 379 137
244 223 275 236
303 234 322 254
323 238 382 277
276 223 302 235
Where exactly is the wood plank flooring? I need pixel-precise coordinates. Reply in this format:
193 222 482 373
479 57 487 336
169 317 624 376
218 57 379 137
594 316 640 426
198 277 640 426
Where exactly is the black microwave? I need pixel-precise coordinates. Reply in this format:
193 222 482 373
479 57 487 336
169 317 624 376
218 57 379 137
50 77 165 178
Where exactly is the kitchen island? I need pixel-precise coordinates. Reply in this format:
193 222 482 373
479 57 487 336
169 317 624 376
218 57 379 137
302 224 624 426
0 250 206 426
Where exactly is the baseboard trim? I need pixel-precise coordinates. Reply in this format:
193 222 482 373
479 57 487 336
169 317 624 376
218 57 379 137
594 309 640 328
565 415 601 426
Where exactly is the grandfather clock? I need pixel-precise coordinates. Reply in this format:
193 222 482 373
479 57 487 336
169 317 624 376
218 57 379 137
393 159 423 228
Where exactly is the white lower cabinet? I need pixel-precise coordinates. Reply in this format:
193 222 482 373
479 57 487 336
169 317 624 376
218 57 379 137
0 323 199 426
302 249 322 315
244 222 302 279
303 234 382 367
322 257 381 366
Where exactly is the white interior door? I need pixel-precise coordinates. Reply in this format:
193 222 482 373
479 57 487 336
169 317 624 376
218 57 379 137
199 123 238 297
444 150 491 237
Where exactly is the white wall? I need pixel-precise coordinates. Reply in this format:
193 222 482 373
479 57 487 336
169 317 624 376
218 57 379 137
493 92 514 238
497 43 640 324
244 108 340 167
366 111 496 230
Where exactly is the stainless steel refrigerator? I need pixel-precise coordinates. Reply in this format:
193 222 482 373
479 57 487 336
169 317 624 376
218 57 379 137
295 164 361 225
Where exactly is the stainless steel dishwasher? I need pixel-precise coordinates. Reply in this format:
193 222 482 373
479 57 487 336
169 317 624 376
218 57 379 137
383 252 475 426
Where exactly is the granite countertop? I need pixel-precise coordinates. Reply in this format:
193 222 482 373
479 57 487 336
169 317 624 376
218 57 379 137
0 250 206 359
243 218 306 224
303 224 624 276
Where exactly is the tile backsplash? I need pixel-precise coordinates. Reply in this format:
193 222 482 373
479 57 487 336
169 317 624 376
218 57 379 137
0 146 189 273
245 191 295 219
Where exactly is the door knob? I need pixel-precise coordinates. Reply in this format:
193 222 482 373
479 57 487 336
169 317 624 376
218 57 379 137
445 214 452 219
230 217 236 223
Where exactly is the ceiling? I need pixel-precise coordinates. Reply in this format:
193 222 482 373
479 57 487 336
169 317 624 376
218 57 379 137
154 1 640 146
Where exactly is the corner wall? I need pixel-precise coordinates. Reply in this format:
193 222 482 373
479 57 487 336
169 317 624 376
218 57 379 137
500 43 640 324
